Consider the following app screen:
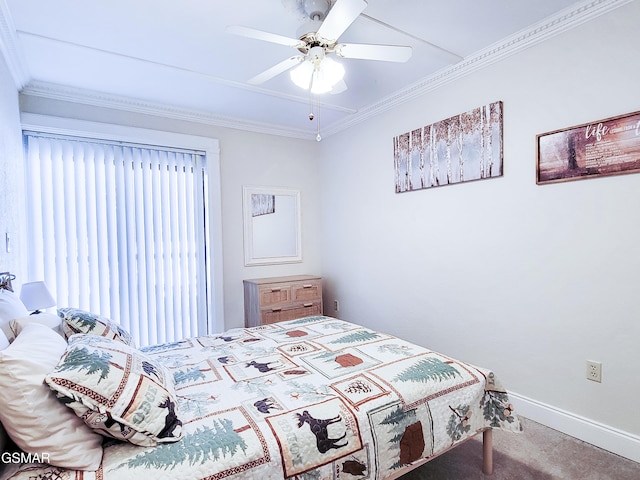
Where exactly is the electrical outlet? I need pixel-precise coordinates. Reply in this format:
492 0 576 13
333 300 340 312
586 360 602 383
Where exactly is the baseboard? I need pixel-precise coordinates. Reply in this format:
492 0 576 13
509 391 640 464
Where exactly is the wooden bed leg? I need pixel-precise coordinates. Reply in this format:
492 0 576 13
482 429 494 475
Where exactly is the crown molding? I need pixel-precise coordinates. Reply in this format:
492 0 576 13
21 81 318 140
9 0 633 141
0 0 29 88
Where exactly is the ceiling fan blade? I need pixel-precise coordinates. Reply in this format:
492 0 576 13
226 25 305 49
330 79 348 94
317 0 368 42
335 43 412 62
248 56 303 85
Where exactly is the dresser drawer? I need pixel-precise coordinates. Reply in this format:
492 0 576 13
258 284 292 307
260 301 323 325
292 280 322 302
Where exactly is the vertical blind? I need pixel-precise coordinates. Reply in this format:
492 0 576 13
23 132 210 346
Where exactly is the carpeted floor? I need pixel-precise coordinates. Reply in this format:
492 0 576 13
400 417 640 480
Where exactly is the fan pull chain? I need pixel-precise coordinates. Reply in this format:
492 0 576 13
315 98 322 142
308 92 322 142
308 88 315 122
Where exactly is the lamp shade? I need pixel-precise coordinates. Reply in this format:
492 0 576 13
20 281 56 312
312 56 344 94
290 60 315 90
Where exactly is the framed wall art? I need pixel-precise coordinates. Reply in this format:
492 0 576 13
393 101 503 193
537 110 640 185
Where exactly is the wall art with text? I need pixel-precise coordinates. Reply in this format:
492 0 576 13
537 110 640 184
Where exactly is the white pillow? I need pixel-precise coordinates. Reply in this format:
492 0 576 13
0 329 9 350
0 289 29 340
0 322 104 470
8 313 64 341
0 420 7 453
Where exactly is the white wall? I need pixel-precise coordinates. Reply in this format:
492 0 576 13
16 99 322 331
0 52 26 281
318 0 640 452
215 127 322 327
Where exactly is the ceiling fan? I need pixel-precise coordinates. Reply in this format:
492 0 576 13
227 0 412 95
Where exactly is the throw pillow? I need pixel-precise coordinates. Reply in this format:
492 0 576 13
46 334 182 447
58 307 135 346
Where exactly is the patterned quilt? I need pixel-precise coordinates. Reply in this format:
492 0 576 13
6 316 521 480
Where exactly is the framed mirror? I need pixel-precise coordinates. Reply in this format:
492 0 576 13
243 186 302 266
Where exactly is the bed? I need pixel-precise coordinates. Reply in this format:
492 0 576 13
0 300 521 480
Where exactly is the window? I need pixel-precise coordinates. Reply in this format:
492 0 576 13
22 121 223 346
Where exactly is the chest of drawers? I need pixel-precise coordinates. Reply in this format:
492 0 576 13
243 274 323 327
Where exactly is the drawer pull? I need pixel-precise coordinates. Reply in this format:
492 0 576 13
271 307 282 312
303 303 313 307
270 288 282 292
302 284 313 288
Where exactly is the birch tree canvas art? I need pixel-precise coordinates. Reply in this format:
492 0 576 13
393 101 503 193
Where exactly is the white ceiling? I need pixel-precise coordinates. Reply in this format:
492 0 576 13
0 0 623 139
